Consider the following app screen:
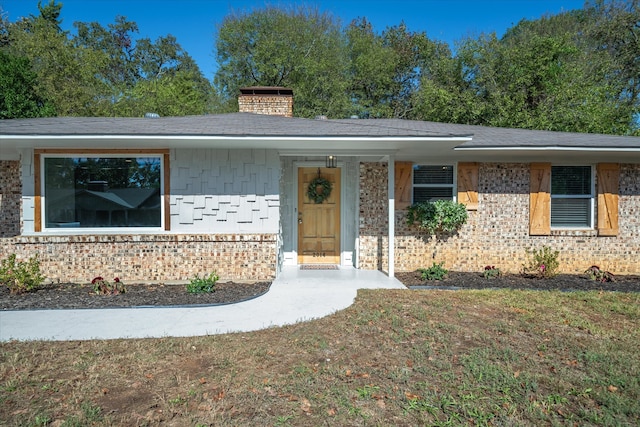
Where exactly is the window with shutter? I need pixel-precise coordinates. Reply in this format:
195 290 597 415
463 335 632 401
394 162 413 210
597 163 619 236
551 166 593 228
530 163 551 235
457 162 478 211
412 165 455 203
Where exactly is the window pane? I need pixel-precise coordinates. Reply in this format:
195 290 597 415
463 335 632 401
552 166 591 195
551 198 590 227
414 165 453 184
44 157 161 228
413 187 453 203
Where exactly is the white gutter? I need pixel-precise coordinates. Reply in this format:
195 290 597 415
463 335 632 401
4 135 473 142
455 146 640 152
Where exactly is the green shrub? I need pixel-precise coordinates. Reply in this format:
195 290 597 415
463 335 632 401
483 265 502 279
522 246 559 278
406 200 468 235
584 265 615 282
418 262 448 281
186 272 219 293
0 254 46 294
91 276 126 295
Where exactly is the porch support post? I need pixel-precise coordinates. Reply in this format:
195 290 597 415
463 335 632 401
387 155 395 278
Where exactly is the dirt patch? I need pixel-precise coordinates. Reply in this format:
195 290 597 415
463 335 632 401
396 271 640 292
2 271 639 311
0 281 271 311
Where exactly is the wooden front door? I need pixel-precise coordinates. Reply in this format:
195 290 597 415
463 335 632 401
298 167 341 264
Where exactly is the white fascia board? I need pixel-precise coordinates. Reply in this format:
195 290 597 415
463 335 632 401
3 135 471 153
454 146 640 152
5 135 472 142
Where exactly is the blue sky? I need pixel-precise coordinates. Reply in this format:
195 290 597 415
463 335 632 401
2 0 586 80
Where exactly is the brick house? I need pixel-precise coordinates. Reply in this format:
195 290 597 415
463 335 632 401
1 87 639 282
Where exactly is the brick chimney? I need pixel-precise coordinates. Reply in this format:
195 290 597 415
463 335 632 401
238 86 293 118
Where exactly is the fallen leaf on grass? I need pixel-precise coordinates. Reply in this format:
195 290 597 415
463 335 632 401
301 398 311 413
405 392 421 400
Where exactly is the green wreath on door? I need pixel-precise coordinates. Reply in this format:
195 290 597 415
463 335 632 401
307 176 333 204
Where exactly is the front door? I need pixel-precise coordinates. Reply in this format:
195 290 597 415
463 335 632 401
298 167 341 264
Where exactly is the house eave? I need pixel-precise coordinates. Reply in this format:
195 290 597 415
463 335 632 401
452 145 640 163
0 135 472 160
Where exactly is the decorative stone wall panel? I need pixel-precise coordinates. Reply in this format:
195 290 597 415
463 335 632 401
171 148 280 233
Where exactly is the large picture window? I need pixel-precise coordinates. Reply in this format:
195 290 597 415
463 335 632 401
413 165 454 203
551 165 593 228
42 154 164 229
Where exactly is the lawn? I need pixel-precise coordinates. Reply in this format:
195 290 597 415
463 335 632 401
1 289 639 426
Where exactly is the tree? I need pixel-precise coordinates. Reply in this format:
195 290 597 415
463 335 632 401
413 6 639 135
74 18 212 116
4 4 100 116
586 0 640 134
0 51 55 118
214 5 351 118
346 18 397 118
3 1 211 117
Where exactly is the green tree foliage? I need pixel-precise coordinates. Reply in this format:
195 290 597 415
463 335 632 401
414 3 639 134
73 17 212 116
346 18 398 118
2 0 211 117
214 5 350 118
0 51 55 118
4 1 101 116
2 0 638 134
586 0 640 133
347 19 443 118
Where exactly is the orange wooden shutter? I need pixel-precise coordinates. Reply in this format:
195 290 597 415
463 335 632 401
457 162 479 211
395 161 413 210
597 163 619 236
34 152 42 232
529 163 551 235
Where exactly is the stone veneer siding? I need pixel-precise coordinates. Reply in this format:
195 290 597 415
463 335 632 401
0 160 21 238
0 234 277 283
359 162 640 275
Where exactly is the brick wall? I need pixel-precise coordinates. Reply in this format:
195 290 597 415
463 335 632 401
359 162 640 275
0 234 277 283
238 94 293 118
0 160 21 237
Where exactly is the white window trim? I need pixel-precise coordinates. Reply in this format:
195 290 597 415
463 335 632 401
39 153 166 234
411 163 457 204
550 164 595 230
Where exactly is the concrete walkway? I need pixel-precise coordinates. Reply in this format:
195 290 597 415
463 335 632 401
0 267 405 342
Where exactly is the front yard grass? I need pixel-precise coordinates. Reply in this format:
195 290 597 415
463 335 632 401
1 289 639 426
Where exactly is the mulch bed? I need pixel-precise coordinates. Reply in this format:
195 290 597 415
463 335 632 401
0 281 271 311
2 272 639 311
396 271 640 292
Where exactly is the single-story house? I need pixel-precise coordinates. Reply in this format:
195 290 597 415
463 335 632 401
1 87 639 282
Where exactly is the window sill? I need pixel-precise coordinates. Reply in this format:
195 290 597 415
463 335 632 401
549 228 597 237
